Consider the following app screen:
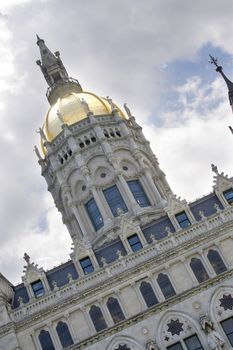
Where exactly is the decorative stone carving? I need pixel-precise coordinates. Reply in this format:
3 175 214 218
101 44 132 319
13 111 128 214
199 314 225 349
146 340 160 350
123 103 132 117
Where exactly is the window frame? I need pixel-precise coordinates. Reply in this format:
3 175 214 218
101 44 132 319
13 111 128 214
106 297 125 324
31 280 45 298
79 257 94 275
221 317 233 346
38 329 55 350
139 280 159 308
56 321 74 349
157 273 176 299
223 188 233 205
127 233 143 252
103 185 128 217
175 211 191 229
89 304 107 332
127 179 151 207
190 257 210 283
85 197 104 231
207 249 227 275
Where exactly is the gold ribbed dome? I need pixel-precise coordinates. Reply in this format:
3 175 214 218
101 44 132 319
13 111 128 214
43 91 126 142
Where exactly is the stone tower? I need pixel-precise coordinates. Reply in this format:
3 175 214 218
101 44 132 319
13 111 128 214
1 41 233 350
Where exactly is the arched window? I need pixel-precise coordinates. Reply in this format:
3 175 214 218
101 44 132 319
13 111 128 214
167 334 203 350
207 250 227 275
85 198 103 231
103 185 128 216
157 273 176 299
89 305 107 332
56 321 74 349
127 180 150 207
139 281 159 307
190 258 209 283
38 330 55 350
221 317 233 346
106 297 125 323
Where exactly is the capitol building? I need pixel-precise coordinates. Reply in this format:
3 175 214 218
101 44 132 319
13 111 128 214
0 37 233 350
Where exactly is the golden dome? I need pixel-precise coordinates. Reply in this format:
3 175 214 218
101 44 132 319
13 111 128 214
43 91 126 143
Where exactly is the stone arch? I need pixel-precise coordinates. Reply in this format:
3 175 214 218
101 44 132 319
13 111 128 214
209 285 233 324
119 157 138 178
93 165 114 187
106 335 144 350
157 310 205 349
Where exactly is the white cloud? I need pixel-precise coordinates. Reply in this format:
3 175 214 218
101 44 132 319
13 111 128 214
0 0 233 284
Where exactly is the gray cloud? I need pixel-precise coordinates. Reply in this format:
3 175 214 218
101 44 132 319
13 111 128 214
0 0 233 284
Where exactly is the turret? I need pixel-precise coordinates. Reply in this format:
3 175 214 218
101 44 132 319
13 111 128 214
36 35 82 105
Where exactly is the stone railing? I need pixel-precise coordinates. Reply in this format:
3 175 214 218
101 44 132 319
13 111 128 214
10 206 233 322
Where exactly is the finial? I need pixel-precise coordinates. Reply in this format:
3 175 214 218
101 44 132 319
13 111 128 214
124 103 132 117
209 54 220 69
211 164 218 174
34 145 42 160
23 253 30 264
36 127 47 142
106 96 115 110
81 98 91 114
229 126 233 134
36 34 44 45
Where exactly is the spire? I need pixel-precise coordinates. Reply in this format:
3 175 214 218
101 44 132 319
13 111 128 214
209 55 233 110
36 35 82 105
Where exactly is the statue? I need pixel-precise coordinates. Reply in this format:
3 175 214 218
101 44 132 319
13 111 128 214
211 164 218 174
123 103 132 117
33 145 42 160
106 95 115 110
81 98 91 114
200 315 225 349
36 127 47 142
146 340 160 350
23 253 30 264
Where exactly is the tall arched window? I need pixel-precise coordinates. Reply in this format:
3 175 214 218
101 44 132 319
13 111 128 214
56 321 74 349
207 250 227 275
167 334 203 350
139 281 159 307
127 180 150 207
103 185 128 216
38 330 55 350
190 258 209 283
157 273 176 299
89 305 107 332
106 297 125 323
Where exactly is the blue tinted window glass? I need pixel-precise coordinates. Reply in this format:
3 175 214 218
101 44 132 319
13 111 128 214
56 321 74 348
31 280 44 298
221 317 233 345
103 185 128 216
223 189 233 204
80 257 94 275
190 258 209 283
175 211 190 228
157 273 176 299
127 180 150 207
107 297 125 324
167 342 183 350
89 305 107 332
139 281 159 307
127 234 143 252
184 334 203 350
85 198 103 231
39 330 55 350
207 250 227 275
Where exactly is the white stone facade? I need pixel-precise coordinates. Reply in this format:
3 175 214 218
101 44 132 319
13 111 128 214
1 39 233 350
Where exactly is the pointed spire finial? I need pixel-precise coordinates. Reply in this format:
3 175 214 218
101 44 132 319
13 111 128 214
36 36 82 105
209 54 233 112
36 34 44 45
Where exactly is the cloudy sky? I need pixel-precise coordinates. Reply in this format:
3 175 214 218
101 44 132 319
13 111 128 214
0 0 233 284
